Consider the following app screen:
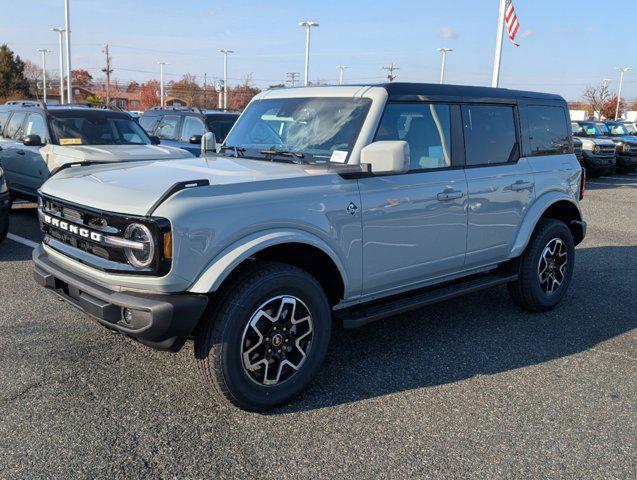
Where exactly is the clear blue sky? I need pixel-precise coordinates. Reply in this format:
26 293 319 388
3 0 636 101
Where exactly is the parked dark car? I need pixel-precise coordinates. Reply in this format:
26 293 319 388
601 121 637 172
139 107 240 156
571 121 616 176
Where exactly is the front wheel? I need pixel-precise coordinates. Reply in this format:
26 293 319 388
195 262 331 411
508 219 575 312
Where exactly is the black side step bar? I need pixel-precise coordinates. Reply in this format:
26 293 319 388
336 272 517 329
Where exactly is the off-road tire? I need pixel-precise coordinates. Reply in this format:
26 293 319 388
194 261 331 411
508 219 575 312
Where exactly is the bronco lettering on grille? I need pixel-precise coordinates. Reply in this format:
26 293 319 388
43 214 104 242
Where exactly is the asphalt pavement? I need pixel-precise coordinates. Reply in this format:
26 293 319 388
0 174 635 479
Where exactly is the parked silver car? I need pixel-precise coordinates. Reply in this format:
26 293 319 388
33 84 586 411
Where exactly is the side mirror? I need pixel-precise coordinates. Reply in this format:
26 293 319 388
189 134 203 145
23 134 44 147
360 141 410 175
201 131 217 154
149 135 161 145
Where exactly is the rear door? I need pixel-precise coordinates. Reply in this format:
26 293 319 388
358 102 468 296
462 103 535 268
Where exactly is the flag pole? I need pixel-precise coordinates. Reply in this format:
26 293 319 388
491 0 506 87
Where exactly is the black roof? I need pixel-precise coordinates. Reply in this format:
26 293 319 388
380 82 565 103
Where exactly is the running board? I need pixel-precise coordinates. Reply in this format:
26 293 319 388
336 272 517 329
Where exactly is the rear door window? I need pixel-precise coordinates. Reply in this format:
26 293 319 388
156 115 180 140
526 106 569 155
462 104 517 166
5 112 27 140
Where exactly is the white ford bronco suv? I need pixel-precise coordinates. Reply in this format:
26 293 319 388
33 83 586 411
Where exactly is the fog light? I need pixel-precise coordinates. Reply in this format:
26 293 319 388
123 308 134 325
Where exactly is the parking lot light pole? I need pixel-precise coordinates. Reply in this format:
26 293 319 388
614 67 632 120
51 28 65 104
157 62 167 107
299 21 319 87
436 48 453 84
219 49 233 110
64 0 72 103
36 49 52 102
337 65 348 85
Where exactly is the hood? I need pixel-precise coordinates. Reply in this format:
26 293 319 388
40 143 193 170
578 136 615 146
608 135 637 144
40 155 329 216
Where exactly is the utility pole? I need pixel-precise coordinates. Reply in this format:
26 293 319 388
382 62 399 82
286 72 300 87
64 0 72 102
102 44 113 105
37 49 52 102
491 0 506 87
299 21 319 86
336 65 348 85
614 67 632 120
436 48 452 84
219 49 233 110
157 61 167 107
203 73 207 107
51 28 65 104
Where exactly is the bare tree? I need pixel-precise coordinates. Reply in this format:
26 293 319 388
582 82 611 119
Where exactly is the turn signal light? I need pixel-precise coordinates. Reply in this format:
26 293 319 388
163 232 172 260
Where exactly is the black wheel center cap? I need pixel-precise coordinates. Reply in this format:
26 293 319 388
271 334 284 347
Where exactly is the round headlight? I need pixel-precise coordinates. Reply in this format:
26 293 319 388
124 223 155 268
624 144 631 152
593 145 600 154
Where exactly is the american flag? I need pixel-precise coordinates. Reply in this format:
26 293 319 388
505 0 521 47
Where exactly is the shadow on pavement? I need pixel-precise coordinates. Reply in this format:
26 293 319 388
275 245 637 413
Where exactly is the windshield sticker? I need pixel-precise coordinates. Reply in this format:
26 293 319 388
330 150 348 163
60 138 82 145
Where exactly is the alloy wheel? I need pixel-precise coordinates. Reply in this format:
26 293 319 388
537 238 568 296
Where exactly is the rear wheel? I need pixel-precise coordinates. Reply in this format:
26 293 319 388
508 219 575 312
195 262 331 411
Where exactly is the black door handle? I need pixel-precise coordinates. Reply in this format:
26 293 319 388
16 150 25 155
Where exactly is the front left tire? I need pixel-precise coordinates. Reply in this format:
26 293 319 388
194 261 331 411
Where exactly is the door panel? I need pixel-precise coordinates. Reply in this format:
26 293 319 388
464 159 534 267
359 169 468 295
0 112 27 192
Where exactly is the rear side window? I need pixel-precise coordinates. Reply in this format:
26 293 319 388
375 103 452 170
139 115 159 134
526 106 570 155
462 104 517 166
5 112 27 140
156 115 180 140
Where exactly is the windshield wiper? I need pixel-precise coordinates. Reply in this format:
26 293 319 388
219 145 246 157
259 149 305 160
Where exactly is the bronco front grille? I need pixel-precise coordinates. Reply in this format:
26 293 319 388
38 195 171 275
597 146 616 156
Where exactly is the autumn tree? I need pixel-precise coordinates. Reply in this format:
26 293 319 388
600 96 627 121
168 73 202 106
72 69 93 88
0 44 30 101
227 74 261 111
582 82 611 119
126 80 139 93
139 79 160 109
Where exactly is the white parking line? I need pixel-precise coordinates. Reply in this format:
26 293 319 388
6 233 39 249
598 176 637 181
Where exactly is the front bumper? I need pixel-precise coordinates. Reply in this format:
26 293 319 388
616 154 637 167
33 245 208 351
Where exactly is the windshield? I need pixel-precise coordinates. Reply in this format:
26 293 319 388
223 97 371 162
49 111 152 146
605 122 630 136
578 122 606 136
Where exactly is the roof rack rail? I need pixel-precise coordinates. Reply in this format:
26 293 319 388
149 105 198 113
4 100 47 109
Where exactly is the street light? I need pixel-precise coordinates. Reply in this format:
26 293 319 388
436 48 453 84
218 49 234 110
614 67 632 120
64 0 72 103
51 28 65 104
157 61 167 107
336 65 348 85
36 49 52 102
299 21 319 86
